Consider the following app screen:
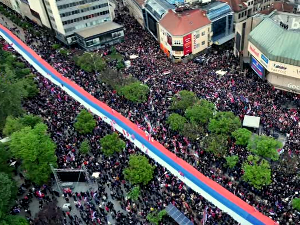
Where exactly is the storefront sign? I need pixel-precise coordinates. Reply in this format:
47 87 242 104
248 44 260 58
288 83 300 91
261 54 269 65
251 56 265 79
183 34 192 56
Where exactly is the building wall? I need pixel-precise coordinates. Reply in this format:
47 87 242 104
28 0 51 28
234 15 263 61
158 24 211 59
124 0 144 27
19 1 42 25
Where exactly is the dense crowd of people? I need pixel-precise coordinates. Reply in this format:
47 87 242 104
1 1 300 224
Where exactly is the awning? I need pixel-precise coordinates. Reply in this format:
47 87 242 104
243 115 260 128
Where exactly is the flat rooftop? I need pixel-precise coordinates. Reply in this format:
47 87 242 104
76 22 123 39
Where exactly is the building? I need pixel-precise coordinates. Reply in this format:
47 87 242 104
75 21 124 50
143 0 175 39
202 1 234 45
0 0 13 9
247 12 300 93
219 0 274 23
158 9 212 60
234 3 295 63
123 0 146 27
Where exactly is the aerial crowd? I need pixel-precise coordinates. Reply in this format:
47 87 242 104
1 1 300 225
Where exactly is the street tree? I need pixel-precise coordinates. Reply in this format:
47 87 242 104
124 154 155 185
79 139 91 155
0 66 27 130
0 143 13 175
33 199 64 225
74 109 96 134
74 52 106 72
180 122 204 140
185 99 215 125
0 172 17 221
23 74 39 98
127 185 140 201
232 128 252 146
3 114 42 136
292 198 300 211
9 123 57 185
100 133 125 156
208 111 241 135
202 134 228 157
146 209 167 225
171 90 198 111
225 155 239 169
242 155 271 189
167 113 186 131
247 134 282 161
4 215 29 225
118 82 149 103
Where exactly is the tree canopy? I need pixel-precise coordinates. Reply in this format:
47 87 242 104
185 99 215 125
74 109 96 134
127 185 140 201
242 155 271 189
79 139 91 155
167 113 186 131
208 111 241 135
124 154 155 185
118 82 149 103
171 90 198 111
146 209 167 225
247 134 282 161
180 122 204 140
225 155 239 169
232 128 252 146
3 114 42 136
202 134 228 157
74 52 106 72
292 198 300 212
9 123 57 185
100 133 125 156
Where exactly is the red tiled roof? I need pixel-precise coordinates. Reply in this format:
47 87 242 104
219 0 247 12
260 1 294 14
134 0 146 7
159 9 211 36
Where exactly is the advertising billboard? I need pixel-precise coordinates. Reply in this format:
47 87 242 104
183 34 192 56
251 56 265 79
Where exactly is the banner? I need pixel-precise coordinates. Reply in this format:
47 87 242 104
183 33 192 56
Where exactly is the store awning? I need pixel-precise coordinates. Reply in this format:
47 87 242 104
243 115 260 129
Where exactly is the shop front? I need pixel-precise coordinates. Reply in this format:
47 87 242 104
268 73 300 93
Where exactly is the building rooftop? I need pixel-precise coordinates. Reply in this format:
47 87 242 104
202 1 232 21
134 0 146 7
159 9 211 36
75 22 123 39
249 16 300 66
219 0 247 12
145 0 175 20
260 2 295 14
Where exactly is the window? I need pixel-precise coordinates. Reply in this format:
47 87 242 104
202 41 205 45
196 34 200 38
238 13 241 19
174 40 181 45
201 31 205 36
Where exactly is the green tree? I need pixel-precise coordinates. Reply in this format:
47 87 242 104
171 90 198 111
74 52 106 72
59 48 69 56
116 60 125 70
127 185 140 201
4 215 29 225
247 134 282 161
3 114 42 136
118 82 149 103
0 66 27 130
79 139 91 155
185 99 215 125
0 143 13 175
100 133 125 156
242 155 271 189
208 111 241 135
146 209 167 225
52 43 61 50
180 122 204 140
225 155 239 169
74 109 96 134
202 134 228 157
23 74 39 98
9 123 57 185
292 198 300 211
0 172 17 221
167 113 186 131
124 154 155 185
232 128 252 146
